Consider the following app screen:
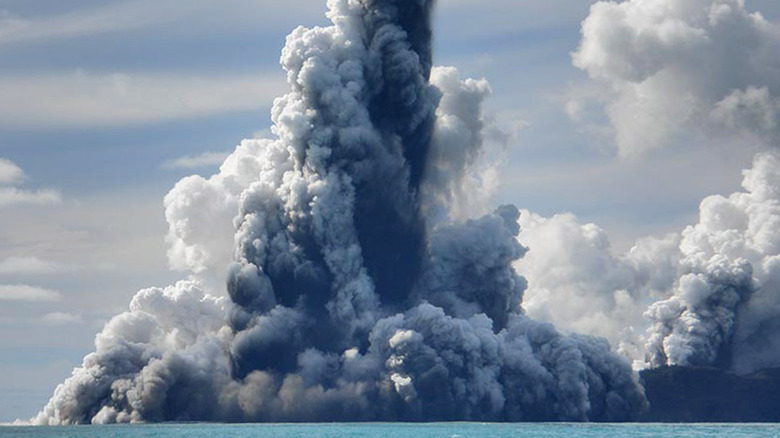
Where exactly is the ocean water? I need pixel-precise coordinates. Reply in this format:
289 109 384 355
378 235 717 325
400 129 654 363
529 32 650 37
2 423 780 438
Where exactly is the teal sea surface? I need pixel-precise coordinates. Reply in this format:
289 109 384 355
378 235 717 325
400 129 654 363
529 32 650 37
2 423 780 437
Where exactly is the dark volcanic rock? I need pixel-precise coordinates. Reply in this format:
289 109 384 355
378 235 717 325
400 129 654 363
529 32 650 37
640 366 780 422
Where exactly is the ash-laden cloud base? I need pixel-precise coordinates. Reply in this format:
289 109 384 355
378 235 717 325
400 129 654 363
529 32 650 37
32 0 646 425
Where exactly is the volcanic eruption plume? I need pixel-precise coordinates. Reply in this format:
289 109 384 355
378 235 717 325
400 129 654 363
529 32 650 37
33 0 646 424
644 152 780 373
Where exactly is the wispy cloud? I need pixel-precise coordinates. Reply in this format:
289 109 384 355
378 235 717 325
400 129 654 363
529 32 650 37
0 158 61 208
0 187 61 207
0 257 70 275
0 0 580 50
0 4 164 46
41 312 82 325
163 151 230 170
0 159 25 185
0 0 325 48
0 285 61 302
0 71 286 129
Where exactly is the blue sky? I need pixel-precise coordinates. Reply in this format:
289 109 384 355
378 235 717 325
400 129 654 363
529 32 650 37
2 0 780 422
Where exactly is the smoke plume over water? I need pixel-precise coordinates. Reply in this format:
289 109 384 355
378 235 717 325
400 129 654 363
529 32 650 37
513 0 780 377
644 152 780 373
517 153 780 375
32 0 647 424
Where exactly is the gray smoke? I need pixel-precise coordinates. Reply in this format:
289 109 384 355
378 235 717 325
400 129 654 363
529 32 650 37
645 152 780 373
32 0 646 424
515 152 780 375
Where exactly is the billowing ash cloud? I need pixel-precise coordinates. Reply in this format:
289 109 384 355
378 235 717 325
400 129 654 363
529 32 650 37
646 152 780 373
32 0 646 424
572 0 780 156
517 152 780 375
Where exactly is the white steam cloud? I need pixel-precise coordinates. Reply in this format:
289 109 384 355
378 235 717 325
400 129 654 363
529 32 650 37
516 212 679 366
573 0 780 156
